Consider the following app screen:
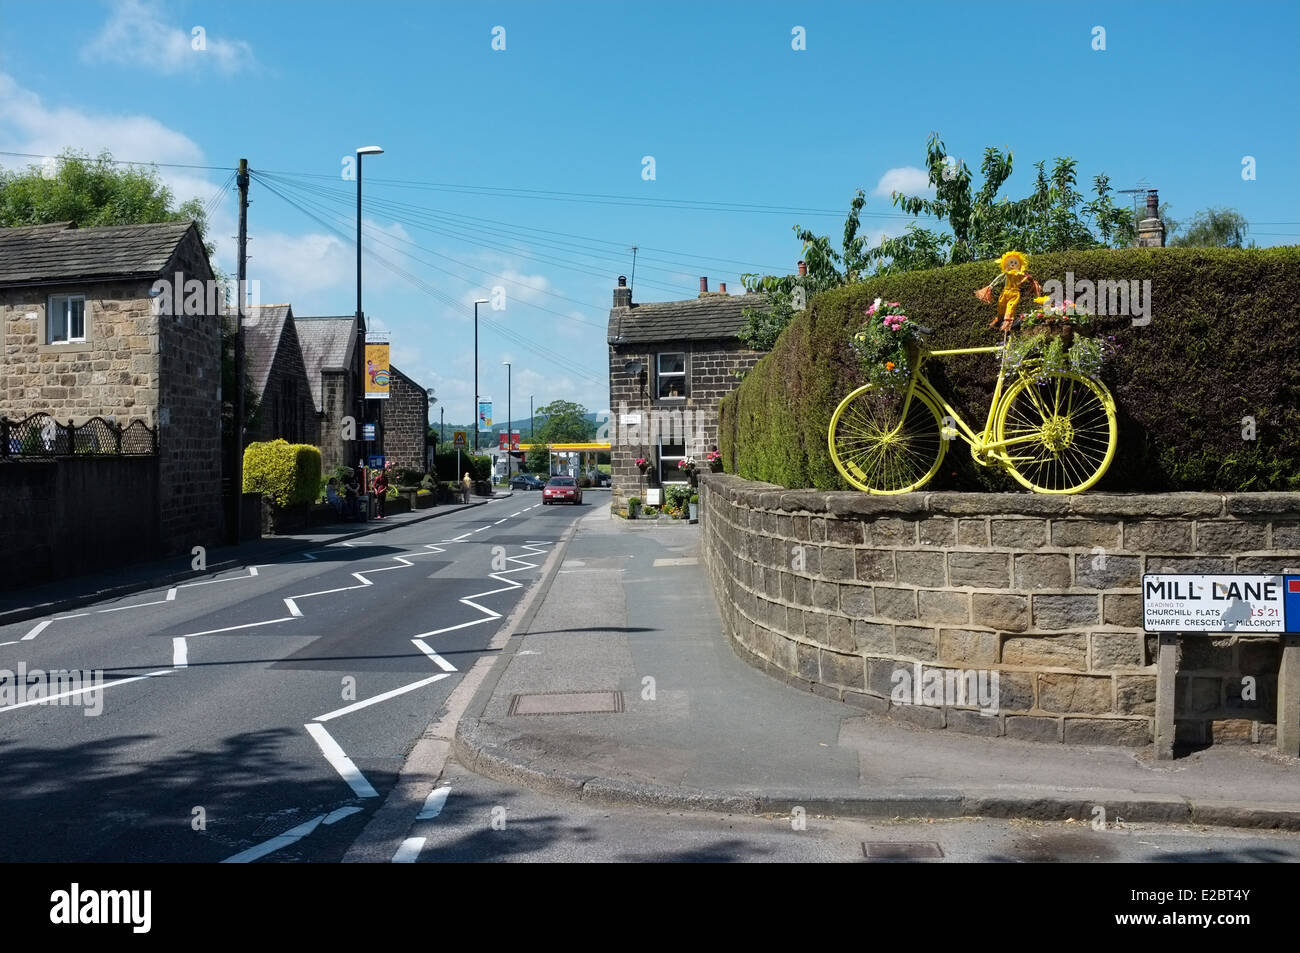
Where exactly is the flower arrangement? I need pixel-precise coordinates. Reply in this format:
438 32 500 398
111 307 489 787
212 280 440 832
850 298 924 393
1001 296 1117 383
677 457 697 472
706 449 723 472
635 457 650 472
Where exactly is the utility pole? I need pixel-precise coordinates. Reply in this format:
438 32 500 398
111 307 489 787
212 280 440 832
233 157 249 545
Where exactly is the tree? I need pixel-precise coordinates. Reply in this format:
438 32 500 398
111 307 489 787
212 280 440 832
0 149 213 253
737 133 1135 351
1168 207 1252 248
531 400 594 445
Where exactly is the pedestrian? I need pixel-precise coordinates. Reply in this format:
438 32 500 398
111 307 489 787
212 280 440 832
462 471 473 504
373 467 388 519
344 471 361 521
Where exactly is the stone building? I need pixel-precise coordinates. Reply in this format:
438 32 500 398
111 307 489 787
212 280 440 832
0 220 224 553
238 304 318 446
385 364 430 473
607 275 766 511
296 314 362 472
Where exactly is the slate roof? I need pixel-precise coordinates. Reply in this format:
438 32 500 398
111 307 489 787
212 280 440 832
0 220 199 286
238 305 293 401
607 292 768 345
294 315 359 412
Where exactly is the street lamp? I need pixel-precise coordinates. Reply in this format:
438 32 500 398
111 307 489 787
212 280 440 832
356 145 383 470
502 361 512 482
473 298 489 452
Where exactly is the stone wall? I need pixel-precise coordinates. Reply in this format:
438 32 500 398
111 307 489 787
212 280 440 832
245 318 318 447
318 370 357 473
156 233 224 554
386 365 429 473
608 338 762 510
0 457 160 590
700 473 1300 747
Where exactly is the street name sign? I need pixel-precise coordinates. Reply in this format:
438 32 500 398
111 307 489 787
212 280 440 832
1142 574 1300 633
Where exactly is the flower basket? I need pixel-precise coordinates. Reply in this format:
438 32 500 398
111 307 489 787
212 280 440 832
849 299 925 394
1002 297 1116 381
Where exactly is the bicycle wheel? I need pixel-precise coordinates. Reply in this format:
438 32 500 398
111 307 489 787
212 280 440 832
828 384 946 494
994 372 1117 493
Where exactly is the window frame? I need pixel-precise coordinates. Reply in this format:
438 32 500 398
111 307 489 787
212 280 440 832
47 294 88 345
658 441 688 484
655 351 687 400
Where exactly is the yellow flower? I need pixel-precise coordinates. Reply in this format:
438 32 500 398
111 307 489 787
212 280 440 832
1033 295 1049 304
999 250 1028 275
885 361 895 370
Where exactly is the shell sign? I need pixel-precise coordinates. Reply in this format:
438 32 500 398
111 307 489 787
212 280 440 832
365 343 391 399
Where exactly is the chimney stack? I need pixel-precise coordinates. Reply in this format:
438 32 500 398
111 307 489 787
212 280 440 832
719 282 727 294
613 275 632 308
1137 189 1166 248
797 260 807 276
699 277 709 295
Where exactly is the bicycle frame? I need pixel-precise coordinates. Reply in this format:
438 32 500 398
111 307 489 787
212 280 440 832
895 343 1045 463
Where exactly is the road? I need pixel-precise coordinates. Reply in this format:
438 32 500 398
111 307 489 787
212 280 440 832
0 492 580 862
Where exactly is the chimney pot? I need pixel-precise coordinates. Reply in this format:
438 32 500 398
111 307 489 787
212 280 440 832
797 260 807 276
699 277 709 294
618 275 627 287
719 282 727 294
1145 190 1159 218
613 276 632 308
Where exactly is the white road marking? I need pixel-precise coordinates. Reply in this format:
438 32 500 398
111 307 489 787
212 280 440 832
0 641 17 647
221 814 325 864
412 542 551 640
392 837 426 863
493 518 507 525
172 637 188 668
305 723 379 798
55 613 90 620
509 511 523 517
97 598 168 614
182 617 298 638
417 785 451 820
284 598 303 617
166 588 177 601
21 621 50 641
653 557 699 566
450 532 473 541
472 526 489 533
314 673 451 723
323 806 363 825
0 669 173 714
411 640 457 672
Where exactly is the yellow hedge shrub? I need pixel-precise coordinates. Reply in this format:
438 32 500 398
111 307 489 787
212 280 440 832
243 439 322 507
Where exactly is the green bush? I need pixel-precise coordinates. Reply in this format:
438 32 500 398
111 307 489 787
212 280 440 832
243 439 323 507
432 449 492 483
721 246 1300 492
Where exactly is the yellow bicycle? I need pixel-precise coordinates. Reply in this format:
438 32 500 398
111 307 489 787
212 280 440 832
828 337 1118 494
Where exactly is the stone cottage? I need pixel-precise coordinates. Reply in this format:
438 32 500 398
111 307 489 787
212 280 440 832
237 303 319 446
0 220 224 556
385 364 431 473
607 275 766 511
295 313 363 472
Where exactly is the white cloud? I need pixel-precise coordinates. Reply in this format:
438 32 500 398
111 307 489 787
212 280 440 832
873 166 933 199
81 0 254 75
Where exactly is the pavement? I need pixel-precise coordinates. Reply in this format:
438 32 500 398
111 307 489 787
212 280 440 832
0 491 506 627
454 502 1300 832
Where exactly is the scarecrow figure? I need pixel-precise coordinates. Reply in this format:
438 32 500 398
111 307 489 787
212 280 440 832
976 251 1041 333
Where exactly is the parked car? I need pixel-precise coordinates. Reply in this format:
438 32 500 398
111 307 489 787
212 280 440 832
510 473 545 490
542 476 583 505
589 471 611 487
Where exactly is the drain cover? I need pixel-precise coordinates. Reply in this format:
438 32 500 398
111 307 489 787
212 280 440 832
509 691 625 716
862 842 944 859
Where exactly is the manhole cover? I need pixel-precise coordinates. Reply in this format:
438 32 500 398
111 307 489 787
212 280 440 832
862 842 944 859
509 691 625 716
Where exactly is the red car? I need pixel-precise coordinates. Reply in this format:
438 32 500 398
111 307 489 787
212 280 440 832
542 476 583 505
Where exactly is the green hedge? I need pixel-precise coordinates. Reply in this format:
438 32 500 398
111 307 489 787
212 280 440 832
432 448 492 483
243 439 323 507
720 247 1300 492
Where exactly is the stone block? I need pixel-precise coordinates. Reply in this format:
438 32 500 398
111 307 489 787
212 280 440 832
1002 633 1087 669
811 580 839 611
957 518 988 545
1123 520 1193 552
867 657 911 696
795 641 820 682
1032 594 1099 630
1116 675 1157 715
947 708 1003 736
854 549 895 583
1062 718 1150 746
917 517 956 547
839 584 874 617
819 545 855 581
990 518 1047 548
1102 593 1141 627
824 613 857 653
918 589 971 624
1038 673 1113 714
895 550 947 587
1005 715 1059 742
1208 718 1254 744
1144 555 1233 573
1090 632 1144 670
1051 519 1121 549
1196 520 1269 553
893 625 938 658
1073 553 1141 588
948 551 1010 588
820 650 866 690
1014 553 1071 590
972 592 1030 632
890 703 945 729
854 620 894 654
937 628 998 665
997 671 1036 711
874 586 918 621
825 518 862 545
869 517 917 546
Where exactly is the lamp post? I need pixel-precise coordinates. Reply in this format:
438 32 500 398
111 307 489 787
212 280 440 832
473 298 488 452
502 361 512 482
356 145 383 471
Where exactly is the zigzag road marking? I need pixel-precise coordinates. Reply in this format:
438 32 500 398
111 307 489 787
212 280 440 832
410 542 551 640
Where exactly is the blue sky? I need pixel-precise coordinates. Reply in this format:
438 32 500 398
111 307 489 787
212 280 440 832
2 0 1297 424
